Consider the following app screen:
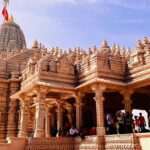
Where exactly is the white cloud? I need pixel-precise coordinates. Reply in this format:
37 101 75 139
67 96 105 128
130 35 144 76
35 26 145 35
100 0 148 10
31 0 97 5
29 0 150 10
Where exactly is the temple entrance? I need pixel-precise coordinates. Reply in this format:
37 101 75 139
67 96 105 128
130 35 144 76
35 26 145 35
82 93 96 135
104 92 124 116
132 89 150 130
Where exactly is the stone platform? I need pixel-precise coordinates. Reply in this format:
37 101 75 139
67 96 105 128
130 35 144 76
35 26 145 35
0 133 150 150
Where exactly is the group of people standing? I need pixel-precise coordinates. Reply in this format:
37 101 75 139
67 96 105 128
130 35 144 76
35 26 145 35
106 111 147 135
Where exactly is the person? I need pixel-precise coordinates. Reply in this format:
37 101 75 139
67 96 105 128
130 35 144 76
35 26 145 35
139 113 146 132
64 121 71 135
90 127 96 135
148 110 150 128
116 111 125 134
69 125 78 137
124 112 132 133
79 126 85 140
51 126 57 137
106 113 115 134
134 116 140 133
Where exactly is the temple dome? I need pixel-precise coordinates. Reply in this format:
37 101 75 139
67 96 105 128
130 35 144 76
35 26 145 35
0 19 26 52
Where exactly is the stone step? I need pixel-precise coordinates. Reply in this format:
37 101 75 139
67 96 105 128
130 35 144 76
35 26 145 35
105 134 141 150
0 139 8 143
74 136 98 150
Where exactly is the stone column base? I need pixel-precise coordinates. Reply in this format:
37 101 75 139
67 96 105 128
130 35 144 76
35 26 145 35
18 131 28 138
34 129 45 138
7 125 17 138
97 136 105 150
96 127 105 136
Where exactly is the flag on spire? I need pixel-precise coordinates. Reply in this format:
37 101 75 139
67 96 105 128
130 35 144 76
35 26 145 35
2 5 9 21
2 0 9 21
3 0 9 5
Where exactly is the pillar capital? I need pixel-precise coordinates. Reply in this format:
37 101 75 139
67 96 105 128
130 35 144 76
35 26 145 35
120 89 134 113
34 86 49 95
91 84 106 94
19 94 31 102
75 102 84 108
120 89 134 96
73 92 85 99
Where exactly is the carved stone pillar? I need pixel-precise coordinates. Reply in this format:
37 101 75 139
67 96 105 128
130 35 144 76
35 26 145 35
91 84 106 150
34 92 46 138
57 103 63 133
18 96 29 137
75 93 84 130
94 89 106 135
120 90 134 114
0 82 9 139
7 81 19 137
45 107 51 137
0 95 7 139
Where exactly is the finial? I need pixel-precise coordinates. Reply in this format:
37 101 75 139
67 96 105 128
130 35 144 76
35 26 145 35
64 50 67 55
78 47 81 54
121 46 126 56
126 47 131 59
69 48 72 54
115 45 121 56
59 49 63 56
102 39 108 48
74 47 77 54
8 14 14 22
3 0 9 5
88 48 92 55
111 43 116 50
56 46 59 51
136 39 144 51
32 40 38 49
93 46 97 52
143 36 149 45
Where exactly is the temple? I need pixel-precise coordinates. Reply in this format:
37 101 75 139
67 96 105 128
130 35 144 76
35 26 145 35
0 18 150 150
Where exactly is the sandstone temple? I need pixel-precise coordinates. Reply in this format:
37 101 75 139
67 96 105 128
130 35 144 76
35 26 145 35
0 18 150 150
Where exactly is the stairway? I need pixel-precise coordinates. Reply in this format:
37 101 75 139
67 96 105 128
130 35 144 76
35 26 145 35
74 136 98 150
0 139 7 143
105 134 142 150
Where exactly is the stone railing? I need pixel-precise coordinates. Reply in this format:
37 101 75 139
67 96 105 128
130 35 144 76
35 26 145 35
26 136 98 150
105 134 142 150
26 137 75 150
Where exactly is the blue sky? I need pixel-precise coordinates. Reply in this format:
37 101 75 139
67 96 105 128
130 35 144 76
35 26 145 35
0 0 150 50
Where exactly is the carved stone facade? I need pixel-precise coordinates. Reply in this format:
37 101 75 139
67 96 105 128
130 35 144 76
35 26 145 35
0 20 150 150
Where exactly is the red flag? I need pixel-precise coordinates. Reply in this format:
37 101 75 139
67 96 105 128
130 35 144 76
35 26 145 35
2 6 9 21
